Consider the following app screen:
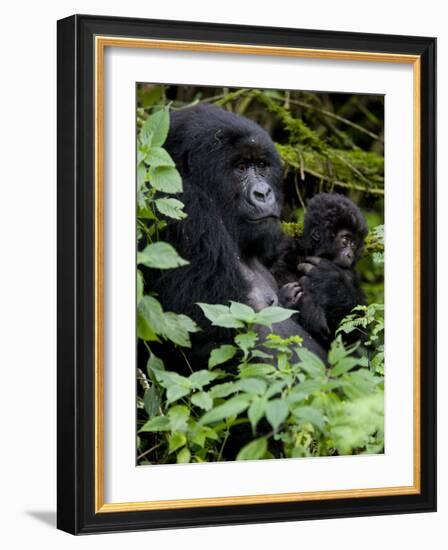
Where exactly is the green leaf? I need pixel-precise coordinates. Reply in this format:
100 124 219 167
148 166 182 193
168 405 190 432
137 270 144 304
155 197 187 220
137 310 159 341
177 447 191 464
254 306 296 327
143 385 161 417
235 332 258 356
191 392 213 411
162 312 199 348
189 370 217 390
248 398 266 431
297 348 327 377
208 382 239 399
145 146 175 167
211 314 245 329
166 384 191 404
137 296 166 337
139 415 171 432
168 432 187 454
238 363 276 378
236 438 267 460
293 405 326 431
197 303 230 323
200 394 251 425
141 108 170 147
146 352 165 378
138 242 189 270
265 399 289 431
331 357 367 377
229 301 256 323
208 344 238 369
236 378 267 396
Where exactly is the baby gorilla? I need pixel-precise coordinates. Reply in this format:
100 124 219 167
275 193 368 346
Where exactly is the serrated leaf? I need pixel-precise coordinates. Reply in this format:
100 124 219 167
266 399 289 431
166 384 190 404
189 370 217 390
236 378 267 396
138 242 189 270
199 394 251 425
254 306 296 327
297 348 327 377
155 197 187 220
236 437 267 460
235 332 258 356
208 344 238 369
229 301 255 322
168 405 190 432
162 312 199 348
148 165 182 193
141 108 169 147
137 296 166 337
197 303 230 323
145 146 175 167
139 415 170 432
191 392 213 411
248 398 266 431
208 382 239 399
212 314 245 329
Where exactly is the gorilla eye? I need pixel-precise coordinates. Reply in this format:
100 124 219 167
341 237 349 246
258 161 266 169
236 162 247 172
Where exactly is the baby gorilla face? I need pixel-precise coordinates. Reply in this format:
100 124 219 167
333 229 356 268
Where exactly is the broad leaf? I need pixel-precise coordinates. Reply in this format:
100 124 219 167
138 242 189 270
208 344 238 368
155 197 187 220
236 438 267 460
141 108 169 147
148 166 182 193
254 306 296 327
265 399 289 431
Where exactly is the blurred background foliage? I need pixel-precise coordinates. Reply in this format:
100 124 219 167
137 84 384 303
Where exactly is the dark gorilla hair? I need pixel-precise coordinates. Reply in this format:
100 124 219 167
142 103 326 371
274 193 368 347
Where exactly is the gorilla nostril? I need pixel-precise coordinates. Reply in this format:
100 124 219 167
254 190 267 202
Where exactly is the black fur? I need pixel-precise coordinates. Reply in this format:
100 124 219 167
274 193 368 347
142 104 325 370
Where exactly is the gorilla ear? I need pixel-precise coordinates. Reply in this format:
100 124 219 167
310 227 320 242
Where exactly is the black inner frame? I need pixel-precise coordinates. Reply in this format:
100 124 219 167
57 14 436 535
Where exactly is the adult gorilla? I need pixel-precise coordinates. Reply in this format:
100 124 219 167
147 104 325 369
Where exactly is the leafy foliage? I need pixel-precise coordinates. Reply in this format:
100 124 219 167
137 303 384 463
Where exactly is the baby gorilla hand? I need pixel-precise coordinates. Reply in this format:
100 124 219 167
278 281 303 308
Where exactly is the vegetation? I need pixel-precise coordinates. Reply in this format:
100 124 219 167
136 85 385 464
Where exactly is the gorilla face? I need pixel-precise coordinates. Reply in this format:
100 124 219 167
165 104 284 258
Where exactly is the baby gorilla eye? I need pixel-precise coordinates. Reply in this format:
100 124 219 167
236 162 247 172
258 161 267 169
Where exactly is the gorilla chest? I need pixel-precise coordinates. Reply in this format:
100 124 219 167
240 259 279 311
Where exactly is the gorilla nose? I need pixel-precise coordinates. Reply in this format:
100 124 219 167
250 181 275 206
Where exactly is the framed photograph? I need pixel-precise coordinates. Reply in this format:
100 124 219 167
57 14 436 534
